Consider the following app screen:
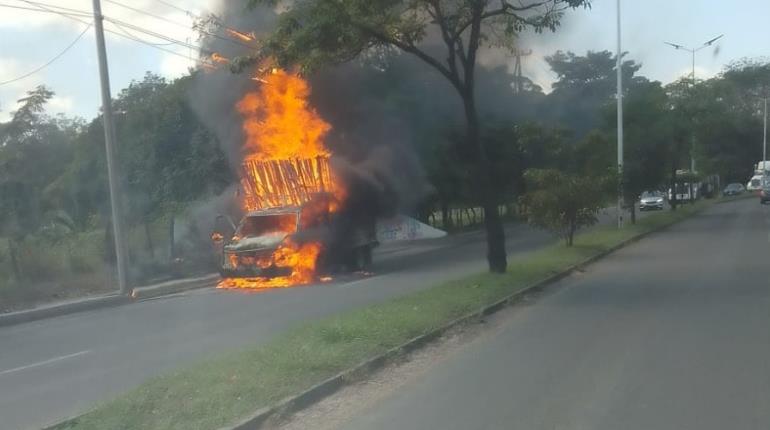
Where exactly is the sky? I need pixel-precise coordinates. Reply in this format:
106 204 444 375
1 0 770 122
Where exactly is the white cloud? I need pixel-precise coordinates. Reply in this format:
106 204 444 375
0 58 28 121
48 95 75 114
0 57 24 85
160 51 195 77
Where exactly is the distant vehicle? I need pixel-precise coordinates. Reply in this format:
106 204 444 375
723 183 745 196
639 190 665 211
761 184 770 205
747 175 763 191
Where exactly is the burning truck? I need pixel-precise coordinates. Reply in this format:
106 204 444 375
211 69 377 289
212 156 378 289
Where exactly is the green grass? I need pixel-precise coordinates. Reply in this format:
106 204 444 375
51 200 713 430
0 213 186 311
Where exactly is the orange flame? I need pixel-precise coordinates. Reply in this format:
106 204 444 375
226 28 256 42
237 69 331 162
217 240 322 289
211 53 230 64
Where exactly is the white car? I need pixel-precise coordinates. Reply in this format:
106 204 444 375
639 191 665 211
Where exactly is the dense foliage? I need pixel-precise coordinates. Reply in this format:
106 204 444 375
0 74 230 305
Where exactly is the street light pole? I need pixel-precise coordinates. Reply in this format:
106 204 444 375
664 35 723 182
616 0 624 228
92 0 129 295
692 50 696 86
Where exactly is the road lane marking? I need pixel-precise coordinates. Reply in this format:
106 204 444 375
0 350 90 377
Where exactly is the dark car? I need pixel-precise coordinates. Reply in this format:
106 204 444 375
723 183 745 196
761 184 770 204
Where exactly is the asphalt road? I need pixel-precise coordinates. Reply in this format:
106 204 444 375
0 219 560 430
337 198 770 430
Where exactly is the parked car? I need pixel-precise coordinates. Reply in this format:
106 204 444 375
761 184 770 204
640 190 665 211
723 183 745 196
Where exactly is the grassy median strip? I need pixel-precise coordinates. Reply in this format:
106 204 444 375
52 202 710 430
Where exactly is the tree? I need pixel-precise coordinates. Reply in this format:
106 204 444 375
520 168 608 246
606 80 670 222
543 50 643 138
0 86 65 237
0 86 75 280
662 78 696 211
246 0 590 273
692 61 770 183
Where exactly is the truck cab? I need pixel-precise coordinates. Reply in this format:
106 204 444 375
218 207 300 278
212 196 378 279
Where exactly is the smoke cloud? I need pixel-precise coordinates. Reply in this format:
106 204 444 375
188 1 435 223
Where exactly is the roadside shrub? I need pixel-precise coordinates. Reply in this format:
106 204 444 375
520 168 611 246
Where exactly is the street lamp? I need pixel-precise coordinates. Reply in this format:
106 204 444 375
664 34 723 177
664 35 724 86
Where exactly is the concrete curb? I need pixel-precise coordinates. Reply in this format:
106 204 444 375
222 206 710 430
0 274 219 329
0 294 130 328
130 274 219 300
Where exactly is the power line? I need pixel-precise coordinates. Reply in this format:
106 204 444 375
103 17 202 52
20 0 197 49
152 0 188 15
20 0 237 56
0 22 92 86
14 0 92 16
16 0 217 67
111 20 177 46
105 0 190 28
104 0 255 50
0 2 89 17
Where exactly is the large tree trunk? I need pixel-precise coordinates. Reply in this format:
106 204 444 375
462 93 507 273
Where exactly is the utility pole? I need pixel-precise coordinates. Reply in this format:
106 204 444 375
616 0 624 228
92 0 129 294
